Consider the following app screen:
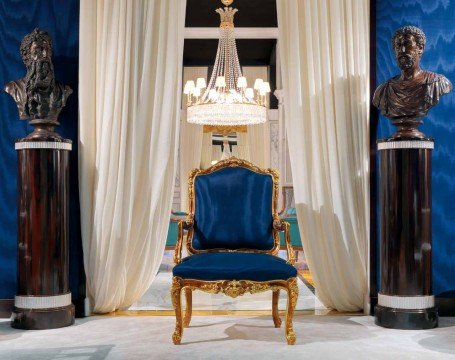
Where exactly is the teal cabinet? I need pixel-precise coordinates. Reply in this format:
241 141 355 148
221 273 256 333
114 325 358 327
279 216 302 248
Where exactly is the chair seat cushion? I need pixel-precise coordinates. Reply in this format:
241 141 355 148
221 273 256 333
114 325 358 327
173 252 297 282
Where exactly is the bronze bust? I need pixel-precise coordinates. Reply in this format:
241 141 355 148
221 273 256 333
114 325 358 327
5 28 72 140
373 26 452 139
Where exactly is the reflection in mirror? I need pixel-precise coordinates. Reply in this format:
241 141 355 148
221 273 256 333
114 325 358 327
212 132 236 163
201 126 249 168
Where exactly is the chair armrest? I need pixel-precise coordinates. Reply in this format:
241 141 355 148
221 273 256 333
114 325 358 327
173 218 194 264
273 218 296 265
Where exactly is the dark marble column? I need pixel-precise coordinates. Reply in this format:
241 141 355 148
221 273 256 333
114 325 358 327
375 139 437 329
11 139 75 330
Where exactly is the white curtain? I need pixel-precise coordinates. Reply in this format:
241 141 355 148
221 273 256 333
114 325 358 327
211 142 222 163
243 67 270 168
200 132 213 169
277 0 369 311
180 67 206 211
78 0 186 313
233 132 250 160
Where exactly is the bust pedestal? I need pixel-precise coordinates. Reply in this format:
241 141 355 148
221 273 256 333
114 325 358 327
375 139 437 329
11 138 75 330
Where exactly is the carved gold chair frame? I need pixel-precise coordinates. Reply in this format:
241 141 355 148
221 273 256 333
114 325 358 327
172 157 298 345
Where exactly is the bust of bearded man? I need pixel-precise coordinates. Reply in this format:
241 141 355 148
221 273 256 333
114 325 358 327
5 28 72 127
373 26 452 139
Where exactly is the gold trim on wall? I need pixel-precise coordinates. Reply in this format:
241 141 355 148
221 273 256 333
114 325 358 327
203 125 247 134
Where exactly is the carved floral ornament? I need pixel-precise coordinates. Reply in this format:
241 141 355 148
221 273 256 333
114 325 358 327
171 277 298 345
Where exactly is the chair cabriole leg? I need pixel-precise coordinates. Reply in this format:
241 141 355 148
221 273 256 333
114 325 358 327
285 278 298 345
171 277 184 344
272 289 282 328
183 288 192 328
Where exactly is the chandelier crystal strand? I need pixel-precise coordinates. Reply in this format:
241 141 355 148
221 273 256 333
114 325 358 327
185 1 270 126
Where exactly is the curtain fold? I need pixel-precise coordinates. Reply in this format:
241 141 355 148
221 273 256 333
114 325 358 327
243 66 270 168
200 132 213 169
179 67 206 212
233 132 250 160
277 0 369 311
78 0 186 313
179 119 203 211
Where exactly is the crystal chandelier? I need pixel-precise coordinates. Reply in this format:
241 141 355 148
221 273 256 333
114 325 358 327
183 0 270 126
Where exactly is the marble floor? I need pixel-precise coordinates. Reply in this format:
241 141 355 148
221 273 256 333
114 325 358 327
0 315 454 359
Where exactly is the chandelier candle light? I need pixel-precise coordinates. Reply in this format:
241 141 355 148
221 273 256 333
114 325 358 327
184 0 270 126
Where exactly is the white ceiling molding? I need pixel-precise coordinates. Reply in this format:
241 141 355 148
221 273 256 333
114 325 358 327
185 27 278 39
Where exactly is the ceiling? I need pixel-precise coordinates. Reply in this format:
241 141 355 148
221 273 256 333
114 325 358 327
183 0 277 66
185 0 277 28
184 39 276 66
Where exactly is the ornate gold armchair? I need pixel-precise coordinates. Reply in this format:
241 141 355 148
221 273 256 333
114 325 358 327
171 158 298 345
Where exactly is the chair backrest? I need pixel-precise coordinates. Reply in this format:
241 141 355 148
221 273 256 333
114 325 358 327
187 158 279 253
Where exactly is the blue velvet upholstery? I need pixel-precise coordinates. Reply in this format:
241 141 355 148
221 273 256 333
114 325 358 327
173 252 297 281
192 167 274 250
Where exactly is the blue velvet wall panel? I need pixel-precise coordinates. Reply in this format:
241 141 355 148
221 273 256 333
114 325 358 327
0 0 82 299
376 0 455 296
